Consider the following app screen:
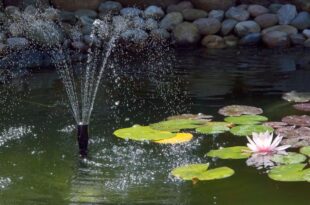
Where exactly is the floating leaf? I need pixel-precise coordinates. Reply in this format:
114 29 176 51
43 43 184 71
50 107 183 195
271 152 307 165
167 113 213 121
282 115 310 127
206 146 251 159
113 125 175 141
300 146 310 157
196 122 231 134
171 163 234 181
268 164 310 182
230 125 274 136
282 91 310 103
224 115 268 125
293 103 310 112
218 105 263 117
150 119 205 132
154 133 193 144
263 122 288 129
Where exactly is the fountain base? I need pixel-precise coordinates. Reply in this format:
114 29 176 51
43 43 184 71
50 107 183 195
77 124 89 157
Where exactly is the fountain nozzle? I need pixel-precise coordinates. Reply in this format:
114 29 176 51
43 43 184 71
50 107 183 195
77 124 89 158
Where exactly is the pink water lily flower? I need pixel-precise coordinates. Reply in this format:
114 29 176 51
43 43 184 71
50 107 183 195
246 132 291 155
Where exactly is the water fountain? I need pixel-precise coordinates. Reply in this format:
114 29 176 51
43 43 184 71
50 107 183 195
53 18 128 157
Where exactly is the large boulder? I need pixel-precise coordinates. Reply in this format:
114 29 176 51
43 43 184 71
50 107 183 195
277 4 297 25
234 20 261 37
262 31 290 48
290 11 310 30
262 25 298 35
182 8 207 21
51 0 101 11
225 7 250 21
193 18 221 35
192 0 236 11
172 22 200 45
254 13 278 28
159 12 183 30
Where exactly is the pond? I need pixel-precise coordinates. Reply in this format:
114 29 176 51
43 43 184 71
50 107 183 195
0 47 310 204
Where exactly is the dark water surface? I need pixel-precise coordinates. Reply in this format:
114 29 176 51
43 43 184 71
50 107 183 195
0 48 310 205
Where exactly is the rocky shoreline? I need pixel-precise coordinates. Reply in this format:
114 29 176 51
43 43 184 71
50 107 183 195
1 0 310 64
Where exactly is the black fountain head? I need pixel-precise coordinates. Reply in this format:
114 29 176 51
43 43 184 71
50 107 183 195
77 124 89 158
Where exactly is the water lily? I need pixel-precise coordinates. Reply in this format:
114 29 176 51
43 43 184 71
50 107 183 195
246 132 291 155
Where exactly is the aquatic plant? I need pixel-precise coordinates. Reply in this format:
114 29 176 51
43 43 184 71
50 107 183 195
282 91 310 103
218 105 263 117
246 132 291 155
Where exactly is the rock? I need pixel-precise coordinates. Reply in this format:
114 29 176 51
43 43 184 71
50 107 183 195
193 18 221 35
9 23 23 37
225 7 250 21
98 1 122 14
121 29 148 43
262 25 298 36
43 8 59 21
277 4 297 25
254 13 278 28
201 35 226 48
221 19 238 35
294 0 310 13
7 37 29 49
0 33 6 42
224 35 238 47
75 9 97 18
150 28 170 40
0 43 7 54
83 34 100 45
51 0 102 11
82 25 92 35
5 6 21 20
302 29 310 38
59 11 76 24
26 20 64 46
131 16 145 29
145 18 158 30
24 5 36 15
172 22 200 45
159 12 183 31
120 7 143 18
234 20 261 37
79 16 94 26
20 0 50 9
269 3 282 14
71 41 87 51
208 10 225 21
239 32 261 45
167 1 193 13
0 12 5 24
290 12 310 30
262 31 290 48
247 4 268 17
290 33 306 45
192 0 236 11
145 5 165 19
112 0 179 8
236 4 248 10
182 8 208 21
304 38 310 47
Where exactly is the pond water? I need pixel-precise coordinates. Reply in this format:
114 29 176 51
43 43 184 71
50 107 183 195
0 48 310 204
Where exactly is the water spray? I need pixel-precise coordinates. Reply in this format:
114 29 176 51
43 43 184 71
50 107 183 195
77 123 89 157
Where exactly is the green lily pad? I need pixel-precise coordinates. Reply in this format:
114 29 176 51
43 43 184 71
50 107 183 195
206 146 251 159
224 115 268 125
196 122 231 134
230 125 274 136
300 146 310 157
150 119 205 132
271 152 307 165
171 163 234 181
268 164 310 182
113 125 175 141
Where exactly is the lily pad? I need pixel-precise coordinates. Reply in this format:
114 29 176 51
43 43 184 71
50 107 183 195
224 115 268 125
300 146 310 157
171 163 234 181
150 119 205 132
113 125 175 141
282 91 310 103
167 113 213 121
263 122 288 129
293 103 310 112
206 146 251 159
230 125 274 136
196 122 231 134
268 164 310 182
271 152 307 165
218 105 263 117
280 127 310 148
282 115 310 127
154 133 193 144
